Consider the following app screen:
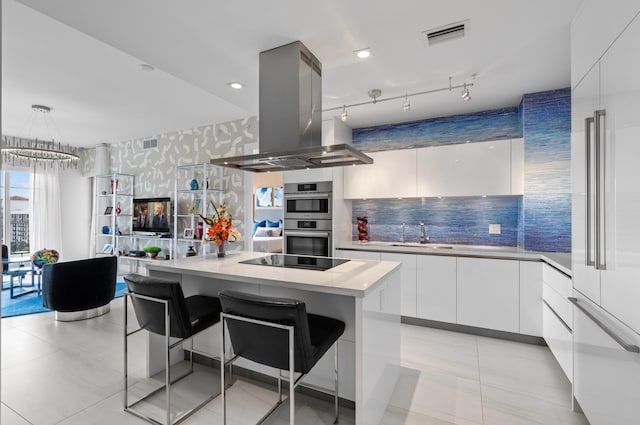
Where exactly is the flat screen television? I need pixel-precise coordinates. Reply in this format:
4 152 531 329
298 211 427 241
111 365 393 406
132 197 172 234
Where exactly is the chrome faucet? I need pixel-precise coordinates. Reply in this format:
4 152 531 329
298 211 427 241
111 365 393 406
419 221 429 244
401 223 406 242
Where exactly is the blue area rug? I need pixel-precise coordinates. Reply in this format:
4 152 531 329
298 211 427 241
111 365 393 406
1 281 127 318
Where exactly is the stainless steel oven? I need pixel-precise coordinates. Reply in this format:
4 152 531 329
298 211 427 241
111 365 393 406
283 219 332 257
283 181 332 220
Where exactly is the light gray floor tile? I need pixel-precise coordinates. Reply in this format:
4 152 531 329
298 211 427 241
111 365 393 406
1 402 31 425
481 383 590 425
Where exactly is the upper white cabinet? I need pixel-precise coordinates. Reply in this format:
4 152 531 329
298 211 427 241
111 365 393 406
416 139 517 197
571 0 640 86
344 149 417 199
343 139 523 199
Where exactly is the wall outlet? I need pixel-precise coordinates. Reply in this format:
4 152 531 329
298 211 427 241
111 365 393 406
489 224 501 234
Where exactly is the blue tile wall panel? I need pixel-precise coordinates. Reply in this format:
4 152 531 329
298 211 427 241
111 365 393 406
348 88 571 252
352 197 521 247
522 88 571 252
352 108 522 152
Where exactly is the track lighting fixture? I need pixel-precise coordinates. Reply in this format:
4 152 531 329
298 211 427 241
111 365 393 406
323 77 474 117
461 83 471 101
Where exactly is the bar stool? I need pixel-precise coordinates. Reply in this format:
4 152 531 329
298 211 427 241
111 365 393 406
123 274 222 425
219 289 345 425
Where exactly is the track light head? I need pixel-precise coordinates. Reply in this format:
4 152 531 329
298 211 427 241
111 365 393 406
341 105 348 121
461 83 471 101
403 94 410 112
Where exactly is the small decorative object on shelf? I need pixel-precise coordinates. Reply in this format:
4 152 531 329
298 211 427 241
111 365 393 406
110 178 119 194
104 206 113 215
143 246 162 259
183 228 194 239
102 225 110 234
115 202 122 215
200 200 241 258
186 246 197 257
357 216 369 242
190 178 199 190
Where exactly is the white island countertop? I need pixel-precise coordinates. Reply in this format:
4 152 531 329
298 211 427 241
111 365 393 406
145 251 400 297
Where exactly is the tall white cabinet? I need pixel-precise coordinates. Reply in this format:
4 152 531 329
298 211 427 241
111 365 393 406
571 3 640 424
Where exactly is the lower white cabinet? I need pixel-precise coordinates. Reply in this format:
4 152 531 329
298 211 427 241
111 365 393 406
542 301 573 383
457 257 520 333
336 249 381 261
381 253 417 317
573 294 640 425
520 261 543 337
416 255 457 323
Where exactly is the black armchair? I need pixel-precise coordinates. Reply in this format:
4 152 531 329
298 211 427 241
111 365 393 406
41 256 117 321
219 289 345 425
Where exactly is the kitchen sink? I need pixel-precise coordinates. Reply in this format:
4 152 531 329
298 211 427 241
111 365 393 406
390 243 454 249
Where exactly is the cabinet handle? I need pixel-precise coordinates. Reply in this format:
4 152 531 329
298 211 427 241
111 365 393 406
594 109 606 270
569 297 639 353
584 116 594 266
543 299 572 333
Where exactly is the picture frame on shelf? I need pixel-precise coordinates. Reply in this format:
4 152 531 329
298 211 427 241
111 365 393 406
188 198 201 215
103 244 113 254
183 228 194 239
104 206 113 215
256 187 273 207
273 186 283 207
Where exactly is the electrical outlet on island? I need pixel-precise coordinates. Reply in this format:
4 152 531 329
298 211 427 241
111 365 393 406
489 224 501 234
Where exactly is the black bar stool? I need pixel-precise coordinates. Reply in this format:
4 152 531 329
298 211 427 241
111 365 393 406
219 289 345 425
123 274 222 425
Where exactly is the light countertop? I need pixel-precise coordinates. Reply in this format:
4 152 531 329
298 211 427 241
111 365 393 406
336 241 572 276
146 251 400 297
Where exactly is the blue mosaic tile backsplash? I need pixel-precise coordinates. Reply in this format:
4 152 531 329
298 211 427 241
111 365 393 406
349 88 571 253
352 107 522 152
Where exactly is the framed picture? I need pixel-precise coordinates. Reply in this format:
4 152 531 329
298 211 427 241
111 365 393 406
103 244 113 254
188 198 201 215
183 228 194 239
256 187 273 207
273 186 284 207
104 206 113 215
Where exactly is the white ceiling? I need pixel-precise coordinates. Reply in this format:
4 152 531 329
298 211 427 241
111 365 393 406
2 0 581 148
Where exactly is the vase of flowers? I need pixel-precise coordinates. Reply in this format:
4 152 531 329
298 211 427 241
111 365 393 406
200 201 241 257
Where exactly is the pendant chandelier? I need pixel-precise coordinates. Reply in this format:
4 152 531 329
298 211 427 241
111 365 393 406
1 105 79 169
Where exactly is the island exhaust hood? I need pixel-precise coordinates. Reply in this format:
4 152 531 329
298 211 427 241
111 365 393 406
210 41 373 173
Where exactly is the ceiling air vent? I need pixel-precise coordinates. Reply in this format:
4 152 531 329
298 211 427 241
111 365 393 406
143 138 158 149
423 20 469 47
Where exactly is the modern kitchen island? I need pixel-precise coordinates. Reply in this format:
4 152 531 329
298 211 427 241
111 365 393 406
145 251 402 425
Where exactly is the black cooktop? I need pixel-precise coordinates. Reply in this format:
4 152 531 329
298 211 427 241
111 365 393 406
240 254 350 271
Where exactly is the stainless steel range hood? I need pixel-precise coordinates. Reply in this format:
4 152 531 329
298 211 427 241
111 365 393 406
210 41 373 173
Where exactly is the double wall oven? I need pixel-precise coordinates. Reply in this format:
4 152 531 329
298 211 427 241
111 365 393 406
283 181 332 257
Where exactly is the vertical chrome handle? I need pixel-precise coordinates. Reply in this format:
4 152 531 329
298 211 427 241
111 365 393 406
585 116 594 266
594 109 606 270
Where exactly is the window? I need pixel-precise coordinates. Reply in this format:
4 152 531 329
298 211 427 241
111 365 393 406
1 170 32 255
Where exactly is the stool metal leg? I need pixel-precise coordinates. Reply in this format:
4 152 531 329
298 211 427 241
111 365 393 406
289 326 295 425
221 316 227 425
334 342 339 424
165 301 171 425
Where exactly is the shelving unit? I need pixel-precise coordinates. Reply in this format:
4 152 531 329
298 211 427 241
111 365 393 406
173 163 225 257
94 173 173 274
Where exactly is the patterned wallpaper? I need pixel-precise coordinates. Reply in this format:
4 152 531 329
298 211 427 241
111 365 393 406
87 116 257 252
350 89 571 252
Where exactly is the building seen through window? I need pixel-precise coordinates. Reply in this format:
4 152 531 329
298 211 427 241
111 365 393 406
1 170 31 255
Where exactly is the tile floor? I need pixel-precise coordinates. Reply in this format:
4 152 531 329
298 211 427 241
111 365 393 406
1 298 590 425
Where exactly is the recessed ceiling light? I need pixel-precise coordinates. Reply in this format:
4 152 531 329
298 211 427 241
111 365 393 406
139 64 154 72
228 82 244 89
354 48 372 59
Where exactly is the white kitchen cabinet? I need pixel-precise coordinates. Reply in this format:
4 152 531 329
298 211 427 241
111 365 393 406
571 0 640 86
416 139 515 197
416 255 457 323
381 252 417 317
343 149 416 199
573 294 640 425
542 301 573 383
511 138 524 195
519 261 542 337
457 257 520 333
